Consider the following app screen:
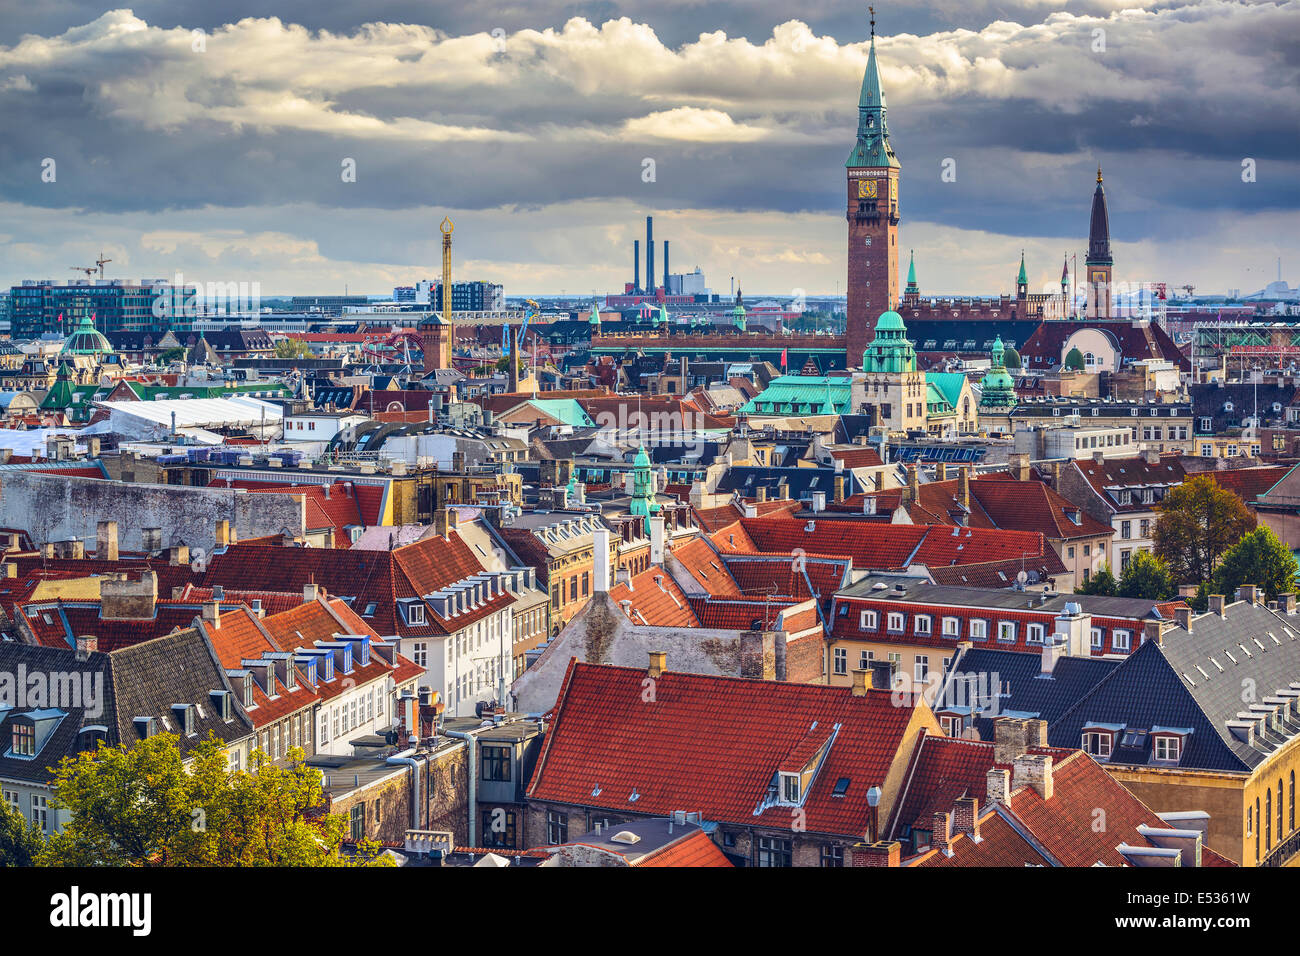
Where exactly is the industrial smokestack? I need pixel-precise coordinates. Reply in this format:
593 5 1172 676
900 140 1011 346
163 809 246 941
663 240 669 292
634 239 641 294
646 216 654 296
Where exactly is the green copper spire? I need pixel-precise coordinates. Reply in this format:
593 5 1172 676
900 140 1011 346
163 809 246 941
845 18 898 170
730 286 747 331
589 301 602 326
628 445 661 533
658 304 669 326
979 335 1017 410
905 249 919 296
1017 251 1028 286
862 309 916 374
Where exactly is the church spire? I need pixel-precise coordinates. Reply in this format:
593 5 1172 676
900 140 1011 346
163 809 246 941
1088 166 1112 265
905 249 919 296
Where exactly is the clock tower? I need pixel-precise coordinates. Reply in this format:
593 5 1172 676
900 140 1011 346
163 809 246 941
845 13 900 369
1086 166 1113 319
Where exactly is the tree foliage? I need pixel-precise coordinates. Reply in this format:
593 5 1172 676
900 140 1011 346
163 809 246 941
1116 551 1176 601
0 799 45 866
273 337 314 359
1075 564 1117 596
1211 525 1300 602
1063 348 1085 371
1002 347 1022 370
1153 475 1255 584
38 734 389 867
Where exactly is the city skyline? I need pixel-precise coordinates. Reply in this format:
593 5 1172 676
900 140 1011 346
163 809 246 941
0 2 1296 297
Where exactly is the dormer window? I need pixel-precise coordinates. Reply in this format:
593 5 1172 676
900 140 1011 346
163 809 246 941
406 602 426 626
780 773 801 805
173 704 196 737
969 619 988 641
243 675 254 708
938 713 964 737
859 610 878 630
1119 490 1132 505
1082 726 1116 758
887 612 904 633
998 621 1017 643
11 723 34 757
1153 734 1182 763
942 616 960 638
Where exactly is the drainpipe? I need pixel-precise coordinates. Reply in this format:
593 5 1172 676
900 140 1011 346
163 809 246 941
386 748 425 831
442 728 478 845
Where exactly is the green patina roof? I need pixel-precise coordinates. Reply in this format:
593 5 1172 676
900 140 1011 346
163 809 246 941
906 250 918 289
521 398 595 428
61 314 113 356
925 371 966 411
741 375 853 417
589 302 602 325
845 35 899 170
1017 252 1028 286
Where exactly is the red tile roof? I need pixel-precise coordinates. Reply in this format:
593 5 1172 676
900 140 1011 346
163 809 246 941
668 537 742 597
692 498 800 532
608 568 699 628
1209 465 1290 506
635 829 733 867
527 660 924 836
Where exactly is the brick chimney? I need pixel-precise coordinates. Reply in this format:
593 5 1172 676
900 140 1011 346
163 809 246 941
958 467 971 511
1177 584 1198 600
936 462 948 481
648 651 666 679
986 768 1011 806
1280 593 1297 615
904 465 919 505
1208 594 1226 617
201 600 220 628
834 474 845 504
75 636 97 660
1143 619 1171 646
850 841 901 867
100 571 158 621
1236 584 1260 606
1012 753 1054 800
953 795 980 842
993 717 1030 765
1175 605 1193 632
851 668 873 697
96 520 118 561
931 810 953 855
214 519 231 549
1009 453 1030 482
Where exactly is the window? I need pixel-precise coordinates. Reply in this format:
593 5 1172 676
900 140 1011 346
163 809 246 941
756 836 793 867
412 642 428 668
859 610 878 630
1026 623 1045 644
1279 779 1284 841
969 619 987 640
833 647 847 675
1153 735 1180 762
997 622 1016 643
2 790 17 813
1120 519 1131 538
482 810 517 848
1291 771 1296 833
350 804 365 842
859 651 873 669
1082 731 1112 758
30 794 48 833
11 723 35 757
481 745 511 782
914 614 932 635
546 810 569 845
406 603 426 625
1113 630 1131 652
319 713 329 745
942 617 960 638
887 612 904 633
939 714 963 737
1067 546 1076 559
914 656 928 684
1267 790 1272 851
820 844 844 867
1090 628 1104 650
781 774 801 805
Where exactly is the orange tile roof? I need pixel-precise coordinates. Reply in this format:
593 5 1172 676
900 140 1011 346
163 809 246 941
609 568 699 627
668 537 741 597
636 828 733 866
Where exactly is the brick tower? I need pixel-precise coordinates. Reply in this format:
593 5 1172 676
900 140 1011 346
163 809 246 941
1085 166 1113 319
845 14 900 369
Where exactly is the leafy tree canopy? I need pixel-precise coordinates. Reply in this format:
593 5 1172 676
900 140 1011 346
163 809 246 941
1153 475 1255 584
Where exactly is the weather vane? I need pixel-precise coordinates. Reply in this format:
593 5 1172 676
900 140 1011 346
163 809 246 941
869 6 876 38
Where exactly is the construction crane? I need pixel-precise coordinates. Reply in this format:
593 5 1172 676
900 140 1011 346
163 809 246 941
1180 284 1195 299
95 252 112 278
69 265 97 278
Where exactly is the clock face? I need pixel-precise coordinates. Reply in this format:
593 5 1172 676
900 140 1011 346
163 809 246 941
859 179 878 199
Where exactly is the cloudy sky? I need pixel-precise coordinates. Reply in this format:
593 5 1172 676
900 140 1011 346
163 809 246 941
0 1 1296 298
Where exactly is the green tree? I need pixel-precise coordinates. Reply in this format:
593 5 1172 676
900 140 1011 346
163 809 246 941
1211 525 1300 602
0 799 45 866
159 347 186 363
1075 564 1117 596
273 337 314 359
1117 551 1176 600
38 734 388 867
1003 347 1022 370
1153 475 1256 584
1064 347 1085 371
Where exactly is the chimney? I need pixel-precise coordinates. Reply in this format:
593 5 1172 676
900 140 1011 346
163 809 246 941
1208 594 1226 617
812 491 827 513
958 467 971 510
952 795 980 842
75 636 97 660
96 520 118 561
993 717 1029 765
214 519 231 549
1174 605 1193 632
201 600 220 628
1280 593 1297 615
1177 584 1198 600
100 571 157 621
755 486 767 504
646 216 654 294
303 582 320 604
663 239 669 290
1092 450 1105 464
167 545 189 566
936 462 948 481
593 527 611 593
648 651 666 679
649 515 665 566
1237 584 1260 606
850 841 901 867
1142 448 1161 465
633 238 640 293
834 475 845 504
851 668 873 697
1009 453 1030 482
1011 753 1054 801
779 483 789 500
1144 619 1172 646
1041 635 1066 675
986 768 1011 806
931 811 953 856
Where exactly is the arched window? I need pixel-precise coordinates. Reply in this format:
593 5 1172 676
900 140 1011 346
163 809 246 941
1279 780 1285 842
1291 771 1295 832
1257 798 1261 863
1084 351 1095 367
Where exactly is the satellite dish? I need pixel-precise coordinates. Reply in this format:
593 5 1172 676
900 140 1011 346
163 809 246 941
1016 570 1028 585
